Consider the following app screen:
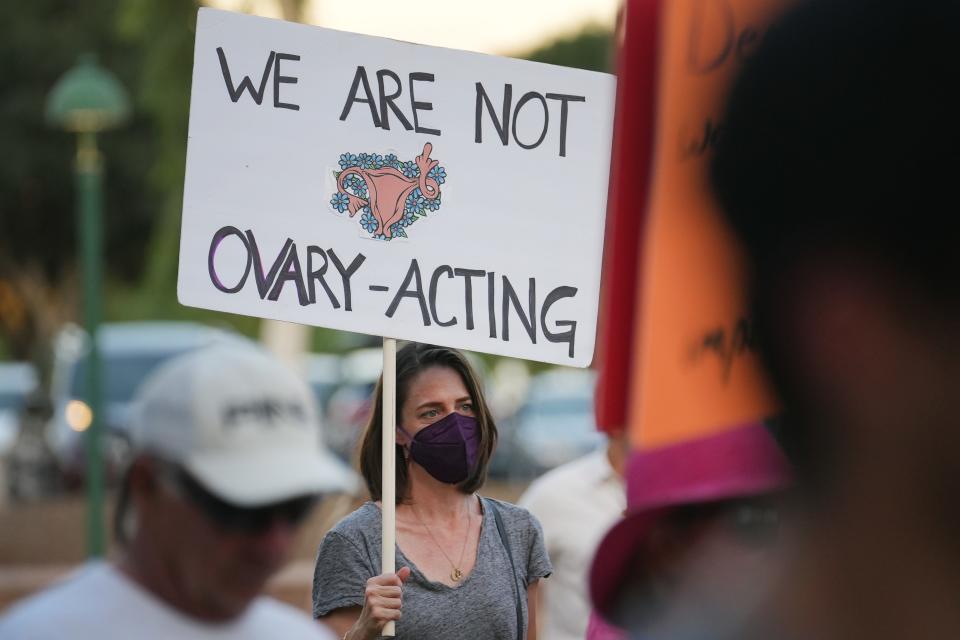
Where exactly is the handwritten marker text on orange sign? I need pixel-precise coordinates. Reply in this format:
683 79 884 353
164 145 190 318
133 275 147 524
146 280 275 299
629 0 785 449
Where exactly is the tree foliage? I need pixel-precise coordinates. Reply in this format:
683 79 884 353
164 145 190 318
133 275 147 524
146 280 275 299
518 24 613 73
0 0 199 362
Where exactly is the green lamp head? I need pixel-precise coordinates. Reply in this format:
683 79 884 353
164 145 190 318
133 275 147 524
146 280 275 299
46 53 131 133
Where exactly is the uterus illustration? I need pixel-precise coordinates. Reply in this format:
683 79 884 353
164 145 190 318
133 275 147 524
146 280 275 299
333 143 443 240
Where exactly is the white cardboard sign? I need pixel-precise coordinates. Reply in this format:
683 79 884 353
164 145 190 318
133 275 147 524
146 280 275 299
178 8 616 367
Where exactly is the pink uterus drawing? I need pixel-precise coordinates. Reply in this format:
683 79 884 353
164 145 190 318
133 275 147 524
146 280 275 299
336 143 441 238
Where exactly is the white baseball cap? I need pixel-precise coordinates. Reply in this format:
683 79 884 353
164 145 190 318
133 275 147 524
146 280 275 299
130 343 358 506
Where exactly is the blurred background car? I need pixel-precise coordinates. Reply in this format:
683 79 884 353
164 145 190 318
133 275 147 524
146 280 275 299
322 347 384 461
0 363 40 503
45 321 250 487
0 362 37 459
305 353 343 413
499 368 604 480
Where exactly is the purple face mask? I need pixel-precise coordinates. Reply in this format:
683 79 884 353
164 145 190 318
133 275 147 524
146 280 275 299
401 412 480 484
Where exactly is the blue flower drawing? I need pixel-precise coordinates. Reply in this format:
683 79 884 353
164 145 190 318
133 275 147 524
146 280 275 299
343 174 368 199
329 143 446 241
359 210 378 233
404 189 426 217
428 166 446 184
401 161 418 178
330 192 349 213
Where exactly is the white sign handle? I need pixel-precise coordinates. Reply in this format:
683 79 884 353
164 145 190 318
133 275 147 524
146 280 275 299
381 337 397 637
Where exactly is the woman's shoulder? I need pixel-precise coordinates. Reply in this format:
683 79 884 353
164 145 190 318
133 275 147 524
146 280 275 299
326 501 382 542
482 497 553 580
482 497 543 532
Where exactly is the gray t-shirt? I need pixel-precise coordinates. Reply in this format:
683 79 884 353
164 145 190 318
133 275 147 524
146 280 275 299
313 497 553 639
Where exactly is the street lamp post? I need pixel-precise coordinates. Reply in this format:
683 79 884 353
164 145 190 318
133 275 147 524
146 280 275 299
46 53 130 558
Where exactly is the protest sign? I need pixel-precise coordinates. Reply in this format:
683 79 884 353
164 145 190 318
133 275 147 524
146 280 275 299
180 13 616 632
178 8 616 368
628 0 784 449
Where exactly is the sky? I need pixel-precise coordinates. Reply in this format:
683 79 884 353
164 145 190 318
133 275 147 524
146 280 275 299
206 0 620 55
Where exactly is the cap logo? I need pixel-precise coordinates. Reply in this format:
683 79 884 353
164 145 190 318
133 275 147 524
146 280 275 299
222 398 306 429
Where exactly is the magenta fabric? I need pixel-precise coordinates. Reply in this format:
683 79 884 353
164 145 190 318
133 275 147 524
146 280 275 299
623 422 792 514
589 422 792 619
586 610 629 640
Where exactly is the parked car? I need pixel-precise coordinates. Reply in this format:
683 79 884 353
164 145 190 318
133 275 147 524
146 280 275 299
0 362 38 457
46 322 250 485
323 348 382 461
503 368 604 480
304 352 343 414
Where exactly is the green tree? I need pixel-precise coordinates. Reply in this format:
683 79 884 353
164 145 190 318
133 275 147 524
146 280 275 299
0 0 199 363
518 24 613 72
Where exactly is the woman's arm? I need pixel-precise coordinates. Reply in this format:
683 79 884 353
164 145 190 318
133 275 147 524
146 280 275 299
527 581 540 640
320 607 360 638
320 607 360 637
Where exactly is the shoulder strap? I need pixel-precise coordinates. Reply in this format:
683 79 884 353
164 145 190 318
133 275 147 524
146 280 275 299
488 498 524 640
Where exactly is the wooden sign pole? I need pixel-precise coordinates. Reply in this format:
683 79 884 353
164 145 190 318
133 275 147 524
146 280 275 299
381 337 397 637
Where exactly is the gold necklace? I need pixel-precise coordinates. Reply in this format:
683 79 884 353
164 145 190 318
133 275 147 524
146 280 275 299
411 499 471 582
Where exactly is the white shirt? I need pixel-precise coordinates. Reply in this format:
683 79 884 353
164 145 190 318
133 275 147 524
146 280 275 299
520 448 626 640
0 562 336 640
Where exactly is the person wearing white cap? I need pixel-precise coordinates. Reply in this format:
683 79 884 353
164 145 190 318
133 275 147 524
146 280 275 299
0 343 355 639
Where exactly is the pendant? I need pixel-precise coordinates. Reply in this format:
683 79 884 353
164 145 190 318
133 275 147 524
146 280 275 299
451 568 463 582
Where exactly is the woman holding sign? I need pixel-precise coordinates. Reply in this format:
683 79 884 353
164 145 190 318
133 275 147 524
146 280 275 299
313 343 552 639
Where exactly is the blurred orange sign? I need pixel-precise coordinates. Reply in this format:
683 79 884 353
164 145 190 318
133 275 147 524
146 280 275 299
629 0 786 448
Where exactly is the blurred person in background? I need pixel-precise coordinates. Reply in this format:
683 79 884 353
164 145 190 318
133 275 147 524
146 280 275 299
519 429 628 640
313 342 552 640
588 422 792 639
711 0 960 635
0 344 353 639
